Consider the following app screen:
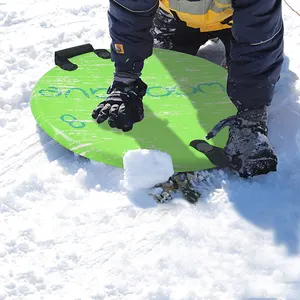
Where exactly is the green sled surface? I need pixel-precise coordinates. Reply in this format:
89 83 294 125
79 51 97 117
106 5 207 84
30 48 236 172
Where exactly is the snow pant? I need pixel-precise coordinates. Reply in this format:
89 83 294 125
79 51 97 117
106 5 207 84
150 8 233 65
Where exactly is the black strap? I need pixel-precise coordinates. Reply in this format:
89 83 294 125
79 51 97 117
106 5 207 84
94 49 111 59
169 10 181 21
221 15 233 26
189 140 230 168
55 43 111 71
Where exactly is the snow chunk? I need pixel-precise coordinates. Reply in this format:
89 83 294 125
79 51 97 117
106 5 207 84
0 287 6 300
3 104 12 112
0 243 7 258
123 149 174 191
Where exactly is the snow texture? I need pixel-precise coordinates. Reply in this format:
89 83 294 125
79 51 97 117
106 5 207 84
123 149 174 191
1 0 300 299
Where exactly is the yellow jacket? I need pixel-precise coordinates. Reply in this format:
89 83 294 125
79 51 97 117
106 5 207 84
159 0 233 32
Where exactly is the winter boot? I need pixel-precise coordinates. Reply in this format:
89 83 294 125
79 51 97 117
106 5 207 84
207 106 278 178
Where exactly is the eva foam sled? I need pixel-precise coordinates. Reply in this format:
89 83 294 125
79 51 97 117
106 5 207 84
30 44 236 172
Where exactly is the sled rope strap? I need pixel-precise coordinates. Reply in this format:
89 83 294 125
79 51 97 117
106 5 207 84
55 44 111 71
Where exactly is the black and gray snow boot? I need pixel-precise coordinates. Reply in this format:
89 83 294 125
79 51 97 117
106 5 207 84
207 106 278 178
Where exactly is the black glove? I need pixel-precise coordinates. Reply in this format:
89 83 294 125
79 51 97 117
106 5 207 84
92 78 147 132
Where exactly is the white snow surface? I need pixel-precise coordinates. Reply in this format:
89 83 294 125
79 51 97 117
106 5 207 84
123 149 174 191
1 1 300 299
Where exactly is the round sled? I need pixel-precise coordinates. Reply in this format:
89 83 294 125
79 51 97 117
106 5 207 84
30 44 236 172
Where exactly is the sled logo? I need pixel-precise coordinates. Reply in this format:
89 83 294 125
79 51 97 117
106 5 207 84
38 82 226 99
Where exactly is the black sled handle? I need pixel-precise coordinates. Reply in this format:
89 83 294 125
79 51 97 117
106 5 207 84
55 43 111 71
189 139 230 168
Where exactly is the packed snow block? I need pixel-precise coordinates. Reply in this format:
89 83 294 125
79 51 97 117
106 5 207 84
123 149 174 191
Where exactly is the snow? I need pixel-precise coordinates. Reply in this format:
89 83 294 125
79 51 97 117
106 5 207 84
1 1 300 299
123 149 174 191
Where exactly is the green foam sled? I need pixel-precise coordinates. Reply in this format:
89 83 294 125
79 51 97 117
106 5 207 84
30 44 236 172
